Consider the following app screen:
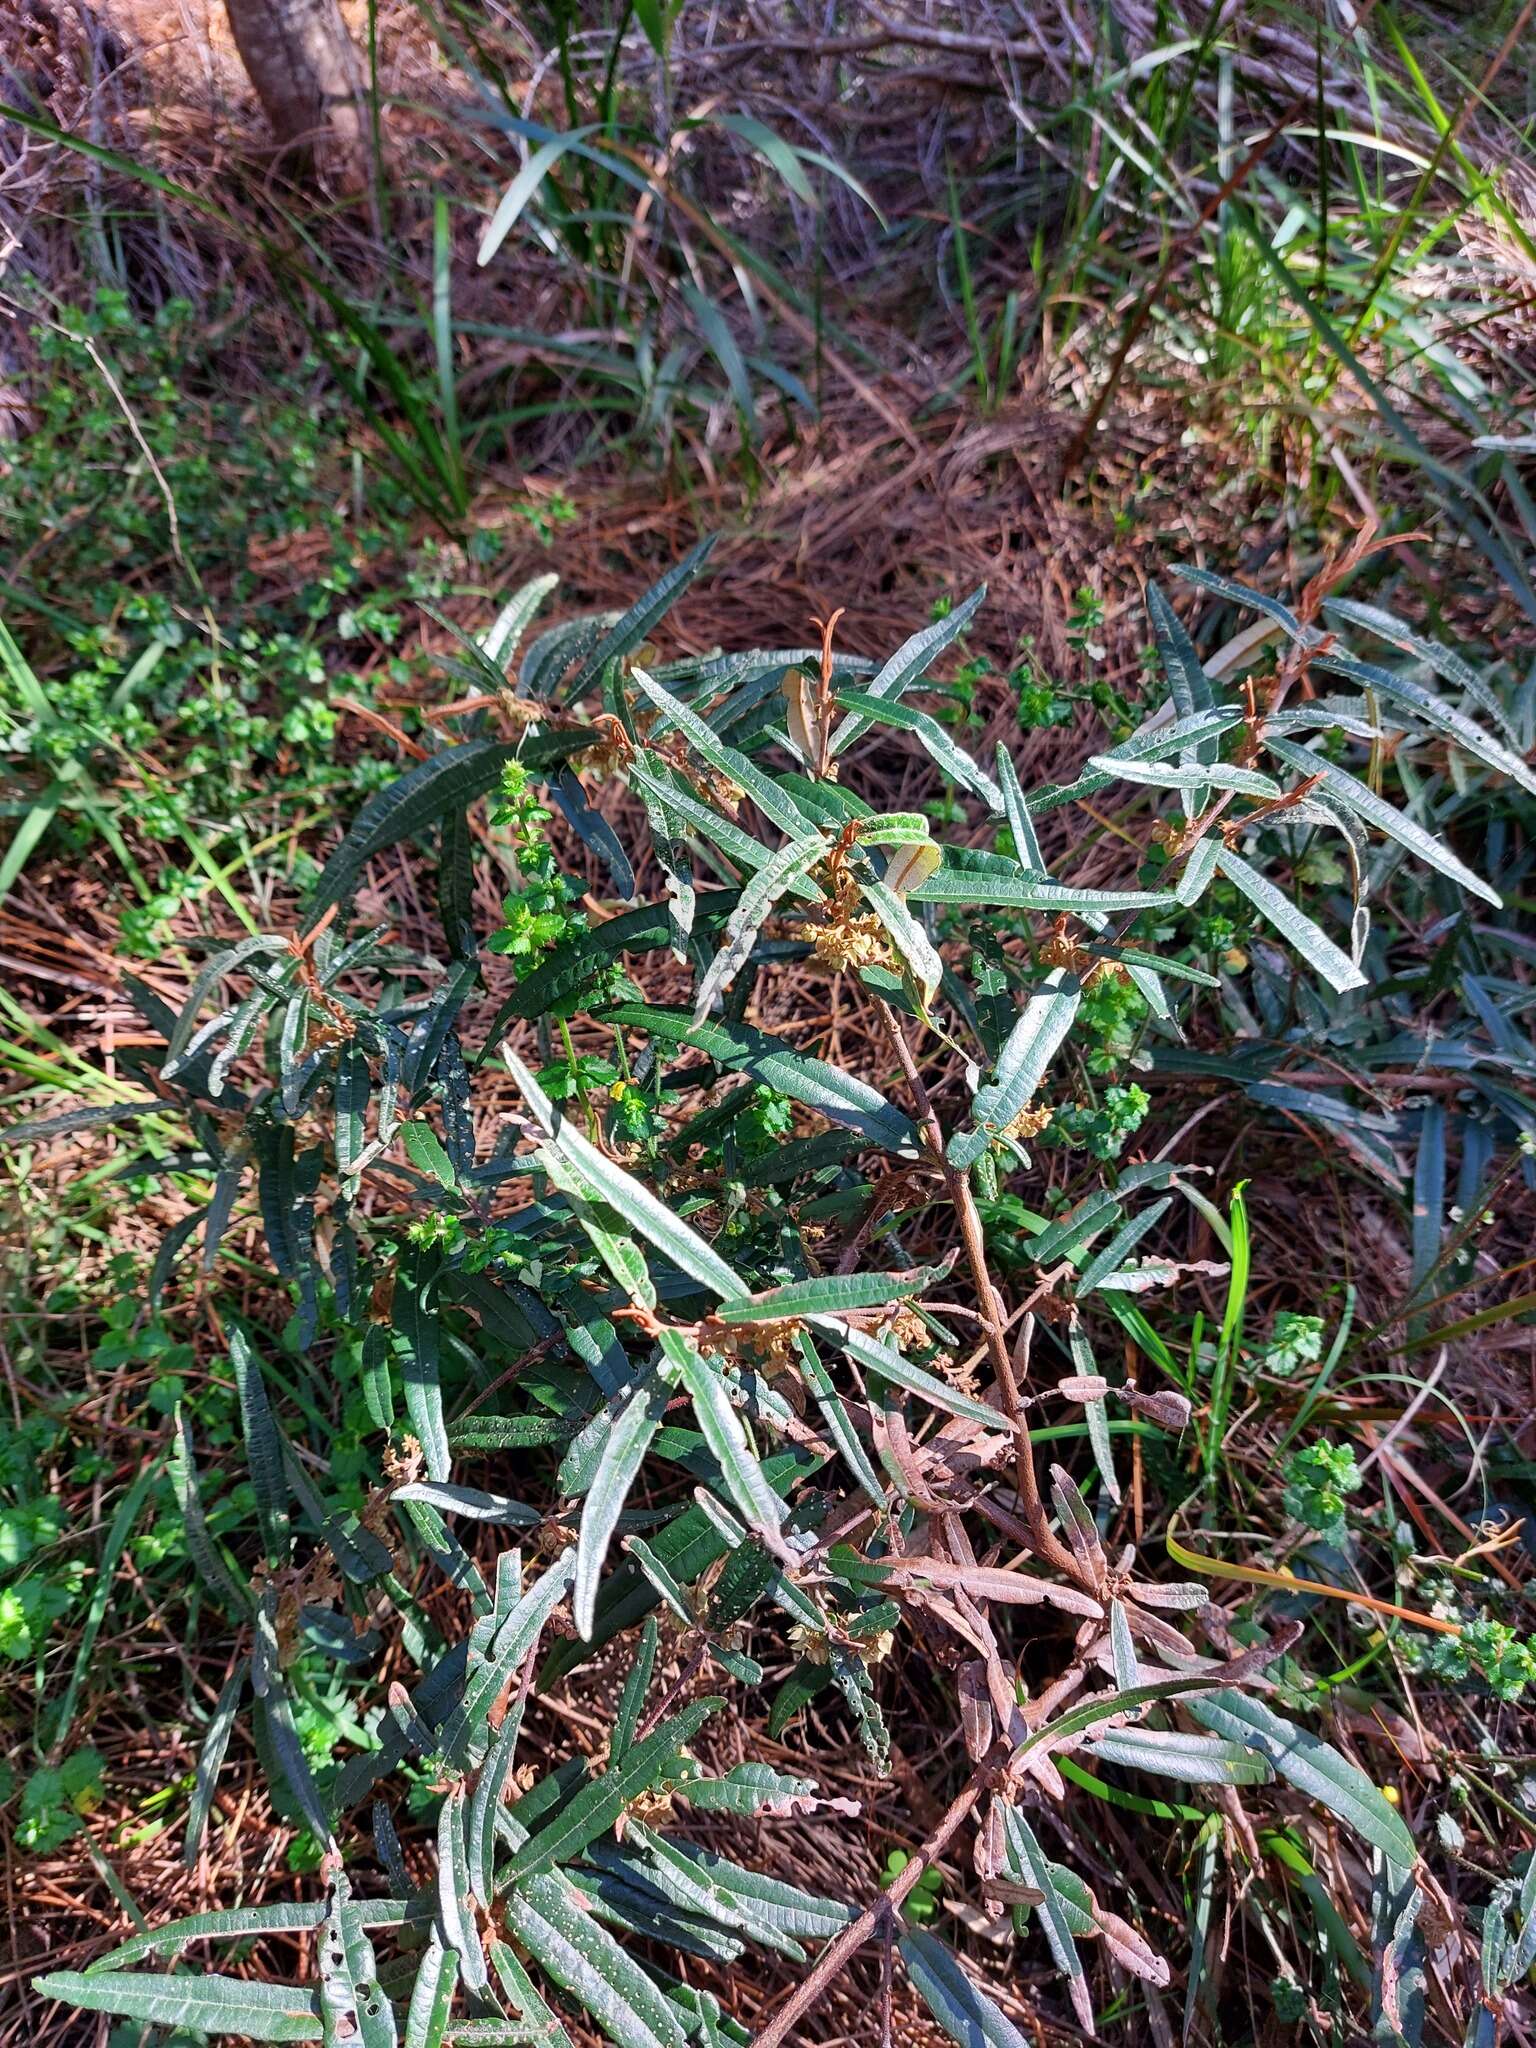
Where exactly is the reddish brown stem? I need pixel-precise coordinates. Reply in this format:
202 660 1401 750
752 1775 985 2048
874 1002 1083 1584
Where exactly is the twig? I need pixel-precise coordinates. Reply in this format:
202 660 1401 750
874 999 1082 1583
752 1773 985 2047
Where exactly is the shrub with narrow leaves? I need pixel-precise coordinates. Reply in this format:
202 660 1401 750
19 536 1532 2046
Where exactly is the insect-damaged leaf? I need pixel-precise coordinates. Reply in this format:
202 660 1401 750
319 1873 397 2048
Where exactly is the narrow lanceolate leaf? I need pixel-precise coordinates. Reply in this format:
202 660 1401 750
1015 1678 1226 1761
954 971 1080 1165
691 831 827 1024
87 1903 389 1974
0 1096 163 1144
319 1875 397 2048
1025 1186 1121 1266
638 783 696 960
864 812 938 847
564 538 717 705
1311 647 1536 798
575 1374 672 1639
1025 708 1242 816
395 1251 451 1481
305 740 568 926
404 1934 458 2048
1001 1808 1093 2034
1087 1725 1273 1785
873 1553 1101 1618
477 895 734 1045
815 1317 999 1429
629 667 813 839
1187 1690 1416 1867
1076 1196 1173 1297
1086 754 1280 797
1264 735 1500 905
600 1005 920 1155
469 1701 526 1909
1146 582 1214 719
1323 594 1515 738
1173 566 1312 643
831 586 986 756
1215 846 1367 993
995 744 1045 871
1174 835 1219 907
660 1328 786 1544
437 1787 487 1994
627 756 794 891
488 1940 574 2047
333 1046 371 1178
230 1326 291 1567
899 1929 1029 2048
257 1673 335 1850
504 1698 722 1886
715 1264 948 1325
673 1761 848 1822
796 1333 887 1504
859 874 943 1003
35 1972 322 2040
170 1409 246 1610
832 689 1004 812
611 1619 658 1764
1108 1597 1138 1690
393 1481 541 1525
483 571 560 671
183 1660 248 1868
164 933 286 1070
439 1548 576 1768
552 768 636 901
508 1053 747 1300
537 1142 658 1311
501 1872 687 2048
613 1825 803 1961
656 1839 855 1943
909 867 1175 913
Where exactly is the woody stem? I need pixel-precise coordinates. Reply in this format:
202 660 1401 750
751 1773 985 2048
874 1001 1081 1584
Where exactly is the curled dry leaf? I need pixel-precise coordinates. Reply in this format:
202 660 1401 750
1057 1374 1110 1402
957 1661 995 1762
877 1554 1103 1618
1123 1386 1194 1430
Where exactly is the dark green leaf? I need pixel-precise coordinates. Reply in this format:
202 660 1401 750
502 1702 722 1886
